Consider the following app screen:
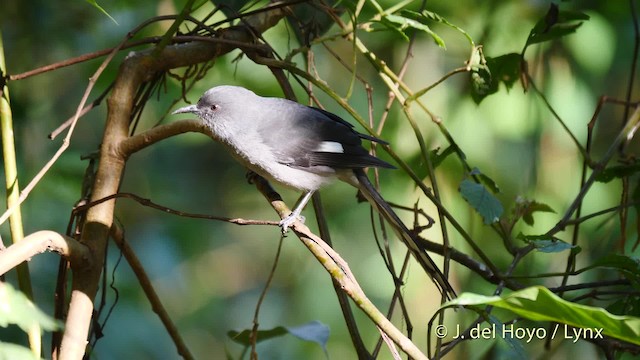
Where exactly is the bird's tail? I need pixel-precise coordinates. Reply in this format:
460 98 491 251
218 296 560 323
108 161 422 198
350 169 456 300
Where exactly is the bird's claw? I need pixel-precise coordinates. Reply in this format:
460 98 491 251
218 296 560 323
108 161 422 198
279 213 305 234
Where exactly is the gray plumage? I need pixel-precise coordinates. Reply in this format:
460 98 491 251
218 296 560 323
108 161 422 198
173 85 455 299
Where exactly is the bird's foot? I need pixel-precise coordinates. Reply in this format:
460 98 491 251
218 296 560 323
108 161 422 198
279 213 305 234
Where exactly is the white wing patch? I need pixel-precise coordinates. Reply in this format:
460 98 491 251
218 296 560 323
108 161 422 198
316 141 344 153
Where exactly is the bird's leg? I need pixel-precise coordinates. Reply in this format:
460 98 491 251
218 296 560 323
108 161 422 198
279 190 314 233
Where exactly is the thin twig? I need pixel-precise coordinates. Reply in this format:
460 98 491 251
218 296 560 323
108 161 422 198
110 224 194 360
73 192 279 226
250 235 284 360
0 32 130 227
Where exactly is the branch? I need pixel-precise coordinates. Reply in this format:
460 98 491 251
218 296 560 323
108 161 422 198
248 175 427 360
0 231 90 276
58 5 289 359
109 224 194 360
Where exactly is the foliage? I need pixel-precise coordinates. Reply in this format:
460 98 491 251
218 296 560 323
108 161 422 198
0 282 62 360
1 0 640 359
443 286 640 346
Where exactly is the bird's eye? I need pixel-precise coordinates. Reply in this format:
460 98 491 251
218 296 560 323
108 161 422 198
210 104 219 111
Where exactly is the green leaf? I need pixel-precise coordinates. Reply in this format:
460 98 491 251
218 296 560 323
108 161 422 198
416 10 475 46
471 53 522 103
0 342 40 360
377 14 445 47
443 286 640 345
513 197 556 226
469 46 492 104
487 315 528 360
516 233 573 253
0 282 62 333
595 162 640 183
227 321 329 353
589 254 640 285
530 239 573 253
459 178 504 224
228 327 288 345
431 146 456 168
286 321 330 354
85 0 118 25
524 4 589 49
470 167 500 194
488 53 522 91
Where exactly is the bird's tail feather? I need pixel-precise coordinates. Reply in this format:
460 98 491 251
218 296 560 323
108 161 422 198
351 169 456 300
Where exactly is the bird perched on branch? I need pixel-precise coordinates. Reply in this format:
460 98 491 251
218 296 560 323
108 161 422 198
173 85 455 299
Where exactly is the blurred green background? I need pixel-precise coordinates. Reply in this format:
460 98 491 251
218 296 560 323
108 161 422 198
1 0 637 359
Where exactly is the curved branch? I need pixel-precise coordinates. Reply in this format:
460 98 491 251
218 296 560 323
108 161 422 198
117 119 208 157
0 231 90 276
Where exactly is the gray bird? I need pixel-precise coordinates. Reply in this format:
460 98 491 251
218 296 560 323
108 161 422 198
173 85 455 298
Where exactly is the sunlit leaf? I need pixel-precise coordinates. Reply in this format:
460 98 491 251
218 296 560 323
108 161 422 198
417 10 475 46
0 282 62 333
0 342 40 360
376 14 445 47
443 286 640 345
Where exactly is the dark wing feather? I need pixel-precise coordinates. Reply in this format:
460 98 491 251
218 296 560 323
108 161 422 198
260 101 394 170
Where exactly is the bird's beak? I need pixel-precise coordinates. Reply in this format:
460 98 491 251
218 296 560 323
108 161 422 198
172 104 198 115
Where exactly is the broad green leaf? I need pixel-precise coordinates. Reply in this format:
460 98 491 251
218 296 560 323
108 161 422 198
459 178 503 224
85 0 118 25
228 321 329 353
443 286 640 345
487 315 528 360
0 282 62 333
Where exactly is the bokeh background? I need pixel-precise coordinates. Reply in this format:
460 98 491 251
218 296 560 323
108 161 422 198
0 0 637 359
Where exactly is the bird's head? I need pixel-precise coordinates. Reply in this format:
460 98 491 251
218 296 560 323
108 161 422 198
172 85 257 124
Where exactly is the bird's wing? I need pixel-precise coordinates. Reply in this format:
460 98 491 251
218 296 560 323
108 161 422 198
259 101 394 171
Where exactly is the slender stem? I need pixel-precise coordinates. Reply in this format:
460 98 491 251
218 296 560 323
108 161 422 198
0 30 39 356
